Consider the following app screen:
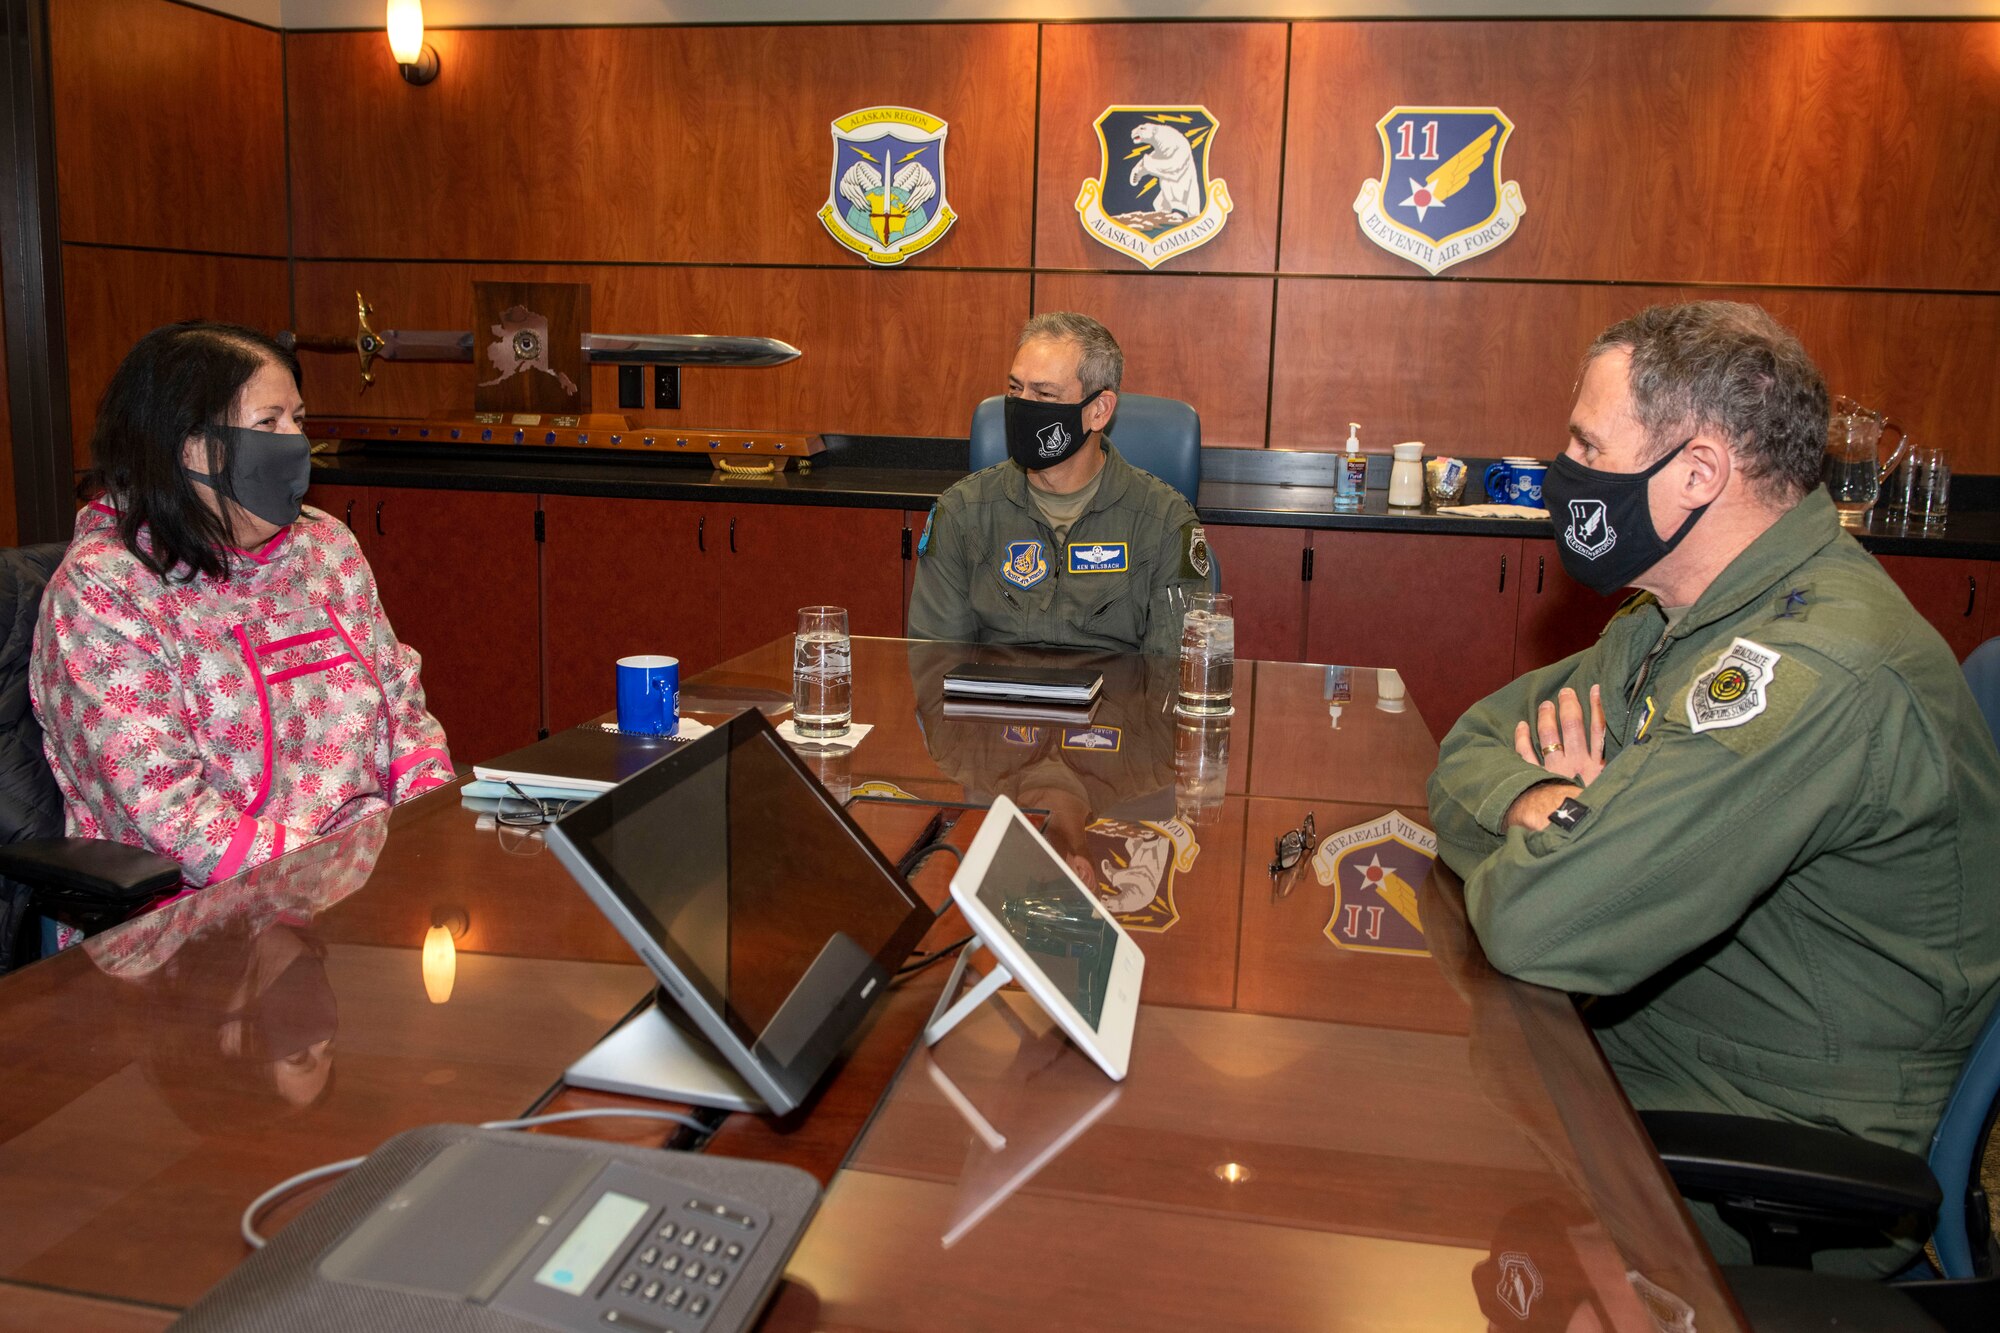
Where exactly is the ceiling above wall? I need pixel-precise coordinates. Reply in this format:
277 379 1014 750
196 0 2000 31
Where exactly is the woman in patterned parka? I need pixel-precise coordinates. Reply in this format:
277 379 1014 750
30 321 451 891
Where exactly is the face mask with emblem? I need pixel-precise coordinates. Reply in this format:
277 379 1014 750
1004 390 1105 471
187 424 313 529
1542 439 1710 596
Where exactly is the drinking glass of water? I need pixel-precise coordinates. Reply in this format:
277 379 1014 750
1176 592 1235 718
793 605 852 738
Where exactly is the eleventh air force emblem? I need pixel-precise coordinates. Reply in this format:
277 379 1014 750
818 106 957 266
1353 107 1527 275
1075 106 1233 269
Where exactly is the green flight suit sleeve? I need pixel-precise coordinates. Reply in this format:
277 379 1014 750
1427 649 1597 868
908 497 978 643
1458 645 1877 996
1140 516 1211 658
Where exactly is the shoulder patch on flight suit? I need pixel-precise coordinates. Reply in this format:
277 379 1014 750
1179 522 1211 580
917 505 936 557
1683 636 1820 754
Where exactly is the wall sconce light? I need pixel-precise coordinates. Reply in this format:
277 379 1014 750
387 0 440 86
422 907 469 1004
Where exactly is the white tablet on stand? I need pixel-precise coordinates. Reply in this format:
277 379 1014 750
925 795 1145 1081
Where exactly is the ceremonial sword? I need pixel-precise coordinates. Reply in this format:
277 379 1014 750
284 292 803 390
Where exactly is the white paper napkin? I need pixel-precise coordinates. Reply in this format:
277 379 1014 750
775 720 873 750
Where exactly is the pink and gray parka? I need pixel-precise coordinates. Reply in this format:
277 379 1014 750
29 501 452 887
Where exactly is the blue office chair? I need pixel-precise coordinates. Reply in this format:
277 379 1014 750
1639 996 2000 1330
1963 637 2000 752
968 392 1202 508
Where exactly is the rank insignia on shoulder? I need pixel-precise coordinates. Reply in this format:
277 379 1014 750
1548 797 1590 831
1687 637 1781 734
1001 539 1048 589
1067 541 1128 574
1181 522 1212 580
1778 586 1810 620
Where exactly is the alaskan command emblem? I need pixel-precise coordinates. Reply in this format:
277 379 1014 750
1085 817 1200 932
818 106 956 265
1311 810 1438 956
1075 106 1233 269
1688 637 1781 734
1353 107 1526 275
1001 539 1048 590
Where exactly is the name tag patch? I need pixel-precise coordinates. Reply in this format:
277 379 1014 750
1061 725 1122 752
1067 541 1128 574
1687 637 1781 734
1002 539 1049 589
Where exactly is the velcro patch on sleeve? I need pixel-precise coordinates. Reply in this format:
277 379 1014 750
1681 636 1820 754
1179 522 1211 581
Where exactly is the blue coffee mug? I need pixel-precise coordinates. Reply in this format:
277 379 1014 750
1484 458 1549 507
616 655 679 736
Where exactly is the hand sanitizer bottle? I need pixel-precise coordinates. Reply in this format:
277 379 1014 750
1334 422 1365 513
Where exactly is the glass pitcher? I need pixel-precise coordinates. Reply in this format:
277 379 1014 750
1823 395 1908 528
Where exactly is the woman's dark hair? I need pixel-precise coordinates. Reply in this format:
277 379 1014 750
83 320 304 583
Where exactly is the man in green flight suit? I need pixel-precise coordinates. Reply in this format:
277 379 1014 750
1427 302 2000 1273
908 312 1211 655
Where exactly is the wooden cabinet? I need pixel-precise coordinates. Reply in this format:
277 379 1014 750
1306 531 1522 742
1874 555 2000 660
303 482 541 769
1514 538 1614 675
541 497 904 731
1208 524 1308 664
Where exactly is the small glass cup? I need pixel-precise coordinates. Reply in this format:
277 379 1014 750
1913 445 1950 530
1173 714 1231 821
1176 592 1235 718
792 605 852 738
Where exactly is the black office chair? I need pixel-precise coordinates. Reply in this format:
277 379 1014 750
968 392 1202 507
1639 996 2000 1331
0 543 180 973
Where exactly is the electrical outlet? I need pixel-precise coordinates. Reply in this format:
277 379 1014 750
617 365 642 409
654 366 681 410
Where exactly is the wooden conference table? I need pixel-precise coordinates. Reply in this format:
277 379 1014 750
0 637 1741 1332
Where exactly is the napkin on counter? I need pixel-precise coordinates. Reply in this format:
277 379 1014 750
1435 504 1550 520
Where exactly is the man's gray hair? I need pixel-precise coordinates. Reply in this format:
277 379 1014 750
1019 312 1124 397
1588 302 1828 501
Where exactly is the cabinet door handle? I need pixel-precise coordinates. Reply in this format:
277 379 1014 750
1968 576 1978 619
728 517 737 554
1498 555 1508 594
343 500 354 529
374 501 384 536
697 516 706 552
1536 555 1545 595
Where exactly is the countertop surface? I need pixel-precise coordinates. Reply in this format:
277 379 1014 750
310 443 2000 558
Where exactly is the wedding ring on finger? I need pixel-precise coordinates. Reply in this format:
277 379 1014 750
1542 742 1564 757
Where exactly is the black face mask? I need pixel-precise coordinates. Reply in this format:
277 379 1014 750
1543 439 1709 597
188 425 312 529
1004 390 1106 471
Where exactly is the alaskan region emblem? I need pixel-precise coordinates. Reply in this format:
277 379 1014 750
1085 817 1199 932
1002 539 1048 590
1075 106 1234 269
1312 810 1437 956
1687 637 1780 734
1563 497 1616 560
1353 107 1527 275
818 106 956 266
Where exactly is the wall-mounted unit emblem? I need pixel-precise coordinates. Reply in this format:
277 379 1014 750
1075 106 1233 269
819 106 956 265
1354 107 1526 275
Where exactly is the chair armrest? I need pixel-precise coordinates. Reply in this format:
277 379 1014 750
1642 1110 1942 1219
0 837 182 906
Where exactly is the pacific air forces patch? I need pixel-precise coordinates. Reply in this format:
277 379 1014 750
1687 637 1780 734
1002 539 1048 589
1180 522 1212 581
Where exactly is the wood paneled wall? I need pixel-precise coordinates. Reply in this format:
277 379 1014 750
46 13 2000 472
49 0 289 472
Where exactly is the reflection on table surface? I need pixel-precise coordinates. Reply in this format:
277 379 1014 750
0 637 1738 1330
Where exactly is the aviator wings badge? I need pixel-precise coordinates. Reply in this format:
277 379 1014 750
1076 106 1233 269
818 106 957 266
1354 107 1527 275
